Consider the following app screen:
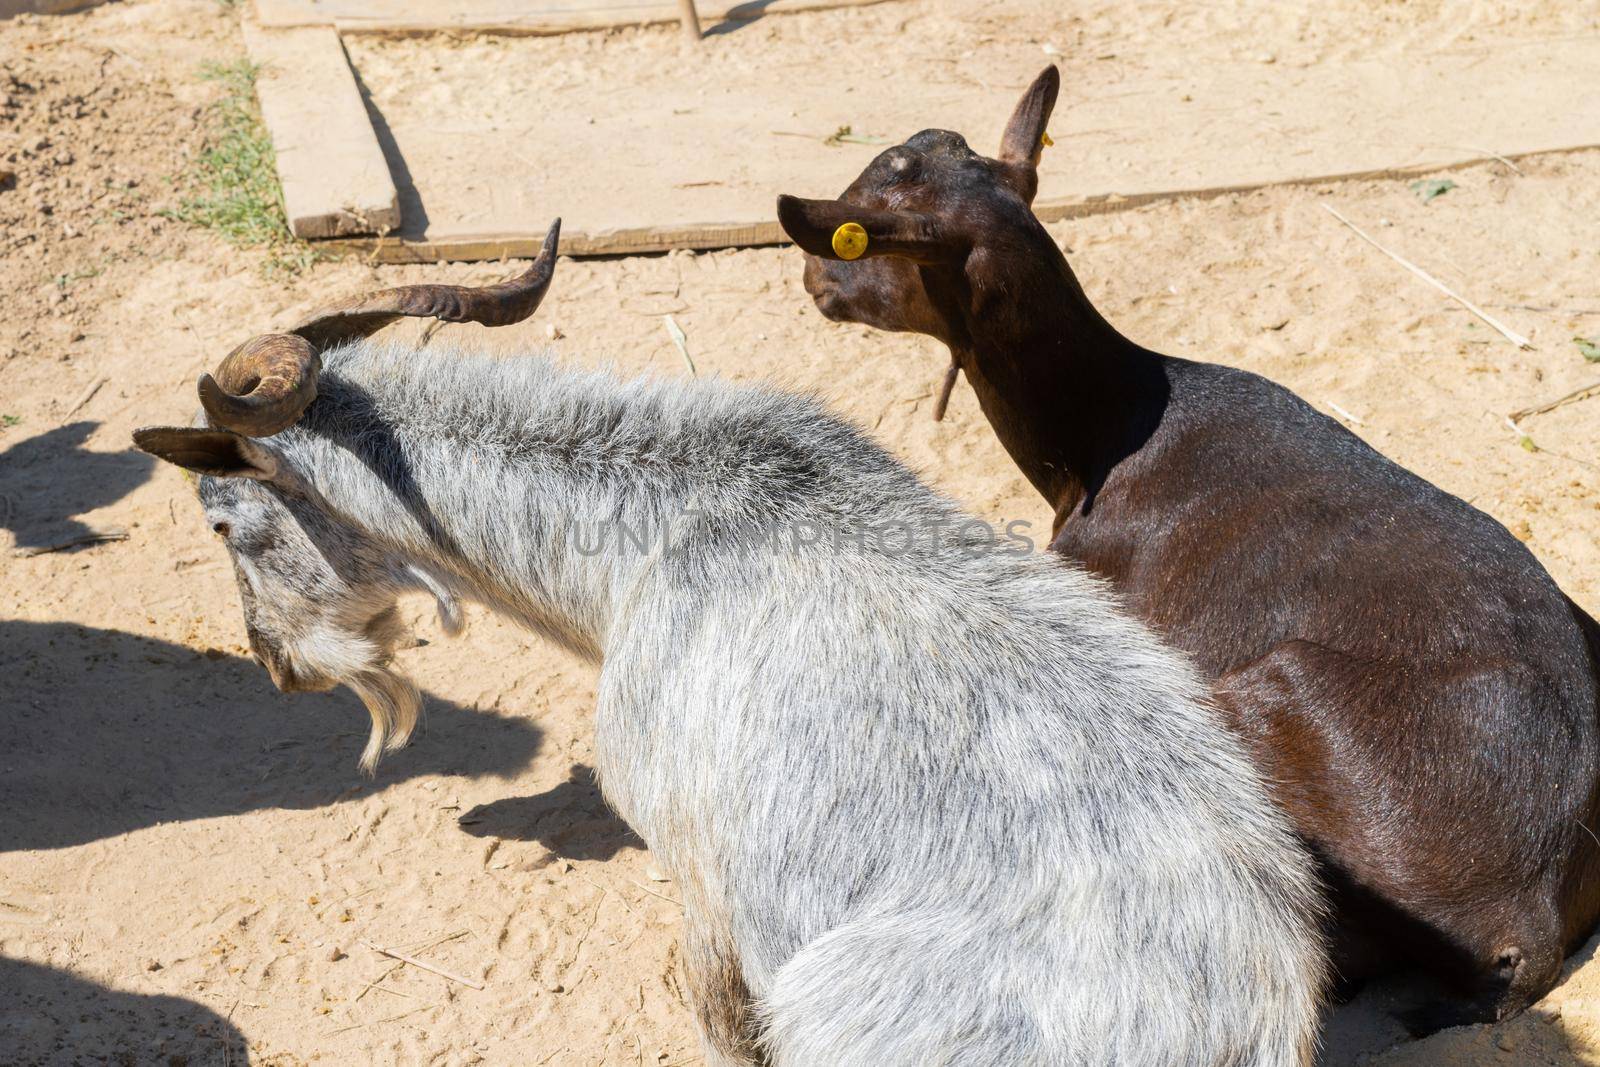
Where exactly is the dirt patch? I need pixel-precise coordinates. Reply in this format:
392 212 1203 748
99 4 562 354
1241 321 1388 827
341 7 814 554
1 2 1598 1065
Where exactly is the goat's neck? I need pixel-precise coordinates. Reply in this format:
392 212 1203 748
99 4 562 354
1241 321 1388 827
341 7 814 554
295 397 696 661
951 262 1166 523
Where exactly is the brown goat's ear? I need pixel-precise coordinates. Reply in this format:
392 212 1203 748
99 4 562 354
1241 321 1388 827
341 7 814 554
776 195 966 265
996 65 1061 203
132 426 279 481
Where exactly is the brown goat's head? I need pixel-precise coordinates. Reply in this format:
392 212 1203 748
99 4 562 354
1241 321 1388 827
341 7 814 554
777 67 1060 418
131 221 561 771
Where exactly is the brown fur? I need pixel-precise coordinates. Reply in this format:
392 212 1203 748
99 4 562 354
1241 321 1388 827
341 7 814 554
681 921 767 1066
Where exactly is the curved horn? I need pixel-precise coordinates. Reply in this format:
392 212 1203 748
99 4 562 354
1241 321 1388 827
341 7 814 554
291 217 562 349
192 218 560 437
198 333 321 437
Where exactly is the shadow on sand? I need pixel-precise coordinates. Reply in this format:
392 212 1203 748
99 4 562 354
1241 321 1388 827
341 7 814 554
0 956 249 1065
0 421 154 552
0 619 544 852
1319 933 1600 1065
458 762 643 862
705 0 781 36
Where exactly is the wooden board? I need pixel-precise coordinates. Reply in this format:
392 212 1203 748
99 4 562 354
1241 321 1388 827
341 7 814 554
0 0 109 15
336 219 784 262
242 21 401 239
252 0 891 35
327 145 1600 263
329 27 1600 261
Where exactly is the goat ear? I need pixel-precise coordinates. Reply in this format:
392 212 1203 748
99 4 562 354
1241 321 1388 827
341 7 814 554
132 426 280 481
996 65 1060 202
776 195 965 265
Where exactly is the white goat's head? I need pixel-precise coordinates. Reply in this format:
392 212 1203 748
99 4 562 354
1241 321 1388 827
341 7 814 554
133 221 561 772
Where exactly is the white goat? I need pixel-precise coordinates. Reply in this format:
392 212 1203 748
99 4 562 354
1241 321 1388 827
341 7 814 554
135 225 1327 1065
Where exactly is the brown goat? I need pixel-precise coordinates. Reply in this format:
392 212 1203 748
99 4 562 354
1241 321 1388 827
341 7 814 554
776 67 1600 1026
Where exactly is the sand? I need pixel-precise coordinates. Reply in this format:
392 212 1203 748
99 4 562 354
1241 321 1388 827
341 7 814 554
1 1 1598 1064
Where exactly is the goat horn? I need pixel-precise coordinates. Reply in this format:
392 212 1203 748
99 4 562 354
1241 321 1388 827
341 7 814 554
192 219 561 438
198 334 321 437
290 217 561 349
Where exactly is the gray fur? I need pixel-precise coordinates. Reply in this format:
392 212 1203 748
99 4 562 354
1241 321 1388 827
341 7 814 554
184 340 1326 1065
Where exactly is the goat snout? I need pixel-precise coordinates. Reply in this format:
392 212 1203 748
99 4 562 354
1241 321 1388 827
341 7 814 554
251 642 334 694
802 270 855 324
270 663 337 694
800 257 837 302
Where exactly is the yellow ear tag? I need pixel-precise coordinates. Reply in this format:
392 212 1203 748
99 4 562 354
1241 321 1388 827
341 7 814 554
1040 130 1054 148
831 222 869 261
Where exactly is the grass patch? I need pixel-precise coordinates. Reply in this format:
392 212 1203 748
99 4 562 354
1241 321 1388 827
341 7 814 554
53 265 103 290
163 58 317 278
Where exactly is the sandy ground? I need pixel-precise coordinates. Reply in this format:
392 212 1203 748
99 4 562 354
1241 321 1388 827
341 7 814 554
2 1 1599 1064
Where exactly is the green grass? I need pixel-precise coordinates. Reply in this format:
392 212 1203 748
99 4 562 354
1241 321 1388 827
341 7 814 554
1 415 21 428
163 59 316 278
53 265 102 290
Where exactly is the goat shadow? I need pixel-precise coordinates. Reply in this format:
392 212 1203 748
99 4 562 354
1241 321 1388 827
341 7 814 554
0 619 544 852
0 421 154 551
0 956 250 1065
457 762 644 862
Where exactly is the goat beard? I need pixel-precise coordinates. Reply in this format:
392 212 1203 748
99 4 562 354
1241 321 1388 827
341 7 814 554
340 605 423 776
348 666 422 777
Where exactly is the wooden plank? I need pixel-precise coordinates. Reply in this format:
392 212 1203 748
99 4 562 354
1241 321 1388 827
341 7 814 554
242 21 400 239
324 143 1600 264
335 220 787 263
328 26 1600 261
0 0 109 16
253 0 891 36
